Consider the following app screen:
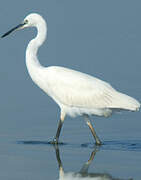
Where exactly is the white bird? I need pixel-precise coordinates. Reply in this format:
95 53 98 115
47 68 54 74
1 13 140 145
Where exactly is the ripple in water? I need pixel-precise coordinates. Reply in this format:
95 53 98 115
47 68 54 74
102 140 141 152
17 139 141 152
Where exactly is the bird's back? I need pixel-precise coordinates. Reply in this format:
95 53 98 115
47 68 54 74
40 66 140 115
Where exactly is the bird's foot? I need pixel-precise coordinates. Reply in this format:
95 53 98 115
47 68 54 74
95 139 102 146
49 138 59 145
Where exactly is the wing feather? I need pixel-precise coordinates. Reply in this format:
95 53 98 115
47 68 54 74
45 66 117 109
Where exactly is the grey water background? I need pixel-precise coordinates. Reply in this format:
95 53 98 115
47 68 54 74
0 0 141 179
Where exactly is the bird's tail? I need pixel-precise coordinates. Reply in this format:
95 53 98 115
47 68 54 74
110 91 140 111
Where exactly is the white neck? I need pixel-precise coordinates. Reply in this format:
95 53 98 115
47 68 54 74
26 18 47 67
25 18 47 82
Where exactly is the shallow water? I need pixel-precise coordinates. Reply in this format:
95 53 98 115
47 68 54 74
0 133 141 180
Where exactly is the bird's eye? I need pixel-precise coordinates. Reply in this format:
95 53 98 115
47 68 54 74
24 19 28 24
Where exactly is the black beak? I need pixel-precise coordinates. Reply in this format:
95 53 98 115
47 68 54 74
1 23 25 38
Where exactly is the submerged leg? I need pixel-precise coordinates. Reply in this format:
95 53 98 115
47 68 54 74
84 115 102 145
53 111 66 144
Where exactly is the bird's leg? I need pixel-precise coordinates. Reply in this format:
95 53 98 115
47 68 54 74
54 119 63 143
84 115 102 145
53 111 65 144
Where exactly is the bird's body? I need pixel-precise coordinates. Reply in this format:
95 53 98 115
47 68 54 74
28 65 139 117
1 13 140 145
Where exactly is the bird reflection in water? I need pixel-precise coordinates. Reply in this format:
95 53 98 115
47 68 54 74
54 145 133 180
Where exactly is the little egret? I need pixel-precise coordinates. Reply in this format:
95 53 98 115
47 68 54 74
1 13 140 145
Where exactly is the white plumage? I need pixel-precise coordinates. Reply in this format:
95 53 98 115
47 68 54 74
44 66 139 112
1 13 140 145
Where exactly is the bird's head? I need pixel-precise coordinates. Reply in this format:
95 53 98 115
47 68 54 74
1 13 44 38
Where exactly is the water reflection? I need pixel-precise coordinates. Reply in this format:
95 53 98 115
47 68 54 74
54 145 133 180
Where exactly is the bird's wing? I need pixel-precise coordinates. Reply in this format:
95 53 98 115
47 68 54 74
45 66 117 109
